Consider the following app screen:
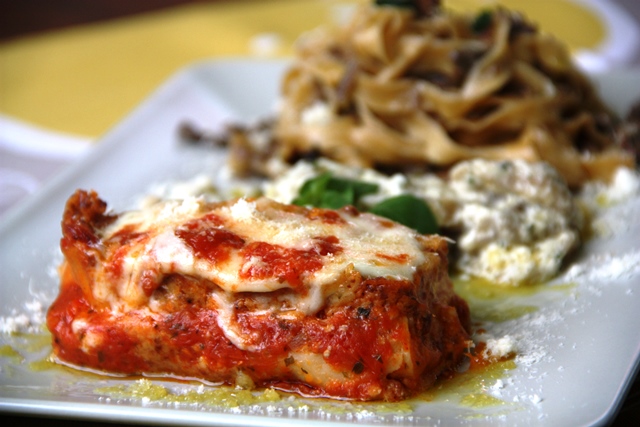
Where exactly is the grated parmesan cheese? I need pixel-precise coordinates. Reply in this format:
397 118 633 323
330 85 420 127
485 336 517 359
227 198 258 222
0 299 46 334
562 250 640 283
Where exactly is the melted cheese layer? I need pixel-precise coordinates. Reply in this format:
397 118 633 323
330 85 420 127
98 197 427 315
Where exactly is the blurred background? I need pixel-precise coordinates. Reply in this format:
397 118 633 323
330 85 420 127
0 0 639 425
1 0 640 138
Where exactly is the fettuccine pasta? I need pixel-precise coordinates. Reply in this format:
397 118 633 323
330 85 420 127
227 2 634 187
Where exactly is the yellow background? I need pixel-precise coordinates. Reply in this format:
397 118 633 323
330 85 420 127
0 0 606 137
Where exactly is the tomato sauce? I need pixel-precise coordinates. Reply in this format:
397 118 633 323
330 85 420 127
306 208 346 224
375 252 410 263
47 268 148 373
104 226 148 278
47 261 470 401
176 214 245 264
240 242 320 288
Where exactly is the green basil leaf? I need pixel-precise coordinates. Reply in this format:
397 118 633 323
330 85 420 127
472 10 493 33
293 173 438 234
374 0 416 10
292 172 331 207
293 173 379 209
321 188 355 209
326 177 378 200
369 194 439 234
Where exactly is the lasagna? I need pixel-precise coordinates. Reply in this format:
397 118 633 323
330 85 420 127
47 190 471 401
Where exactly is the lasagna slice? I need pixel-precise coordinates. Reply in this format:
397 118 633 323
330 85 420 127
47 190 471 401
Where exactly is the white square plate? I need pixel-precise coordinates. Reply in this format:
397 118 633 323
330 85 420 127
1 59 639 426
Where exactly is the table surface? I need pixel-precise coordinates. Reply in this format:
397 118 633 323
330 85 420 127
1 1 639 426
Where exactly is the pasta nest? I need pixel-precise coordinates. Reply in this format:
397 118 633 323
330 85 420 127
273 5 634 187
